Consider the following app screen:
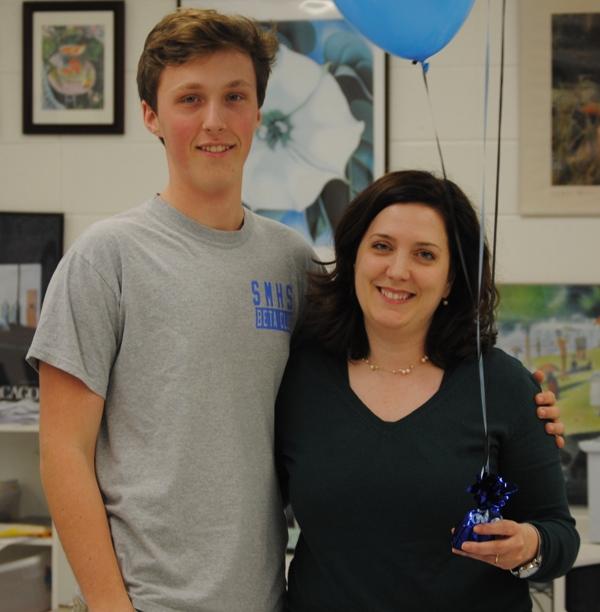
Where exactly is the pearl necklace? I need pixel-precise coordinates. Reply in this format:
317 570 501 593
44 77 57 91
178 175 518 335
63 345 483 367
362 355 429 375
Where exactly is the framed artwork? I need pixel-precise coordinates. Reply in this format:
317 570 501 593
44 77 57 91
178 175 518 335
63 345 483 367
497 284 600 505
22 1 125 134
0 213 63 422
519 0 600 215
182 0 387 257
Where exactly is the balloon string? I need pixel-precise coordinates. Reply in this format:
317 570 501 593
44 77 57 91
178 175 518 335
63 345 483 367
491 0 506 290
420 63 475 306
479 0 507 477
477 0 493 474
478 0 507 476
420 65 447 179
419 0 506 475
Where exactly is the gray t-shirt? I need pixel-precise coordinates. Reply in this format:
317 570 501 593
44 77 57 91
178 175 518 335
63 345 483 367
27 196 314 612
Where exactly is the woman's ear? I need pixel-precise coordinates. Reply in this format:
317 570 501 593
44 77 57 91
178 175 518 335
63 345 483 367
443 279 453 299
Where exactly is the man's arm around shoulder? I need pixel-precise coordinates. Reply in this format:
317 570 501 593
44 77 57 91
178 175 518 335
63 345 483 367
39 362 134 612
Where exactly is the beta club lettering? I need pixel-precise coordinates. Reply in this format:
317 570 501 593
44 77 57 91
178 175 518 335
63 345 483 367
251 280 294 332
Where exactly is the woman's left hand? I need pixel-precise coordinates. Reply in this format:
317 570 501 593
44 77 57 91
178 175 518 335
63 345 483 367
532 369 565 449
451 520 539 571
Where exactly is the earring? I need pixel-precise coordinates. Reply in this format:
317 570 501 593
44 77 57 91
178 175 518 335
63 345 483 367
442 299 449 306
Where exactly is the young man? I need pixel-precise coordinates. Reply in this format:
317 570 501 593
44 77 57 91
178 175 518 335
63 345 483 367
27 9 313 612
27 8 562 612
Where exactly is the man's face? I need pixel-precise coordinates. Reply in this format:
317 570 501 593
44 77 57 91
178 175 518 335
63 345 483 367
143 49 261 199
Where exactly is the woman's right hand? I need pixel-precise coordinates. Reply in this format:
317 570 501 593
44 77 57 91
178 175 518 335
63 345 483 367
451 520 540 571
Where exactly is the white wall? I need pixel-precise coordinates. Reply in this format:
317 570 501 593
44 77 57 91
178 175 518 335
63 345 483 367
389 0 599 285
0 0 597 285
0 0 172 246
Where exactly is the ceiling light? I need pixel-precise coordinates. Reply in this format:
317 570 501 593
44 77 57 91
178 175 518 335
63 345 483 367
299 0 336 16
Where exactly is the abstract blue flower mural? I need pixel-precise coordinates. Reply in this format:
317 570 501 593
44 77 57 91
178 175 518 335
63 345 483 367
245 19 383 249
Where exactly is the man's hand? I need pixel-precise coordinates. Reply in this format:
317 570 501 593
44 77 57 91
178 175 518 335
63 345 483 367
532 369 565 449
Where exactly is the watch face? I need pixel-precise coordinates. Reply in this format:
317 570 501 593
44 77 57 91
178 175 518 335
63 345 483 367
517 563 540 579
512 554 542 579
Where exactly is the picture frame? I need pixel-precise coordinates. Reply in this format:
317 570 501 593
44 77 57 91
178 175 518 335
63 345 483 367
0 213 64 419
519 0 600 215
182 0 388 256
22 1 125 134
497 283 600 505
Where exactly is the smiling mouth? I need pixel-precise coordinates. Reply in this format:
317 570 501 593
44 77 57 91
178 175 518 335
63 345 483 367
196 144 234 153
378 288 414 302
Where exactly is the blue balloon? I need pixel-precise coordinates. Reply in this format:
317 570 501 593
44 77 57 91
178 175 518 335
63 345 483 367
333 0 475 62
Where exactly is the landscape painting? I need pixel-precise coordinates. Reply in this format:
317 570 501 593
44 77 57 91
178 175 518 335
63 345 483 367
497 284 600 504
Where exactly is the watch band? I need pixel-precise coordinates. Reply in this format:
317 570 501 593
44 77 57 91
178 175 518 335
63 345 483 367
509 551 542 578
510 524 543 579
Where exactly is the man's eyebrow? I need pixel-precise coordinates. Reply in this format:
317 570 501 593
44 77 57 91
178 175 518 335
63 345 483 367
224 79 254 88
172 79 254 91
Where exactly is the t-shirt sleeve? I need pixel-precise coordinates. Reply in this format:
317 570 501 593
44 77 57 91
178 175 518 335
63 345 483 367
26 249 121 399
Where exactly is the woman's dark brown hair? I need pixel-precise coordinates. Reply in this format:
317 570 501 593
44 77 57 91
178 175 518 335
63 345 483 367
297 170 498 369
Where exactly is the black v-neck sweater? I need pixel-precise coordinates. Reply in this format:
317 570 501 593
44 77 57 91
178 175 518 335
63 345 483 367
275 345 579 612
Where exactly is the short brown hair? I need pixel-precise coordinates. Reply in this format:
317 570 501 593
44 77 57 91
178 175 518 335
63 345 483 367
137 8 279 110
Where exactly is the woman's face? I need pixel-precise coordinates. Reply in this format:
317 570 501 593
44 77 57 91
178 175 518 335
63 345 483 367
354 203 451 343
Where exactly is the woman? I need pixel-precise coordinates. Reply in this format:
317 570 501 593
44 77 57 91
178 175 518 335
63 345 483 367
276 170 579 612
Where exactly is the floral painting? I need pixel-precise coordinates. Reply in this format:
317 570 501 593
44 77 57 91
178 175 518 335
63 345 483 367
497 284 600 504
243 19 381 250
552 13 600 186
41 24 105 110
23 1 125 134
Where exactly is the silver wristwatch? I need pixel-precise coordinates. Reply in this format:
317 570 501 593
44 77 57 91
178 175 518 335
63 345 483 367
510 550 543 579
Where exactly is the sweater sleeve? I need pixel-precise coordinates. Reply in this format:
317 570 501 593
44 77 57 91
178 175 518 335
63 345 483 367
488 350 580 581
